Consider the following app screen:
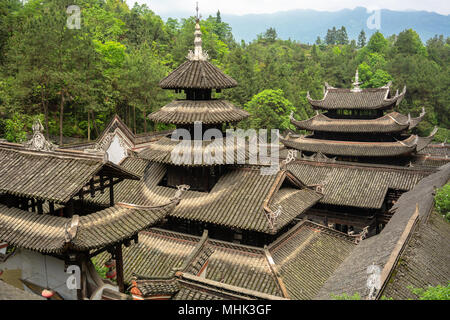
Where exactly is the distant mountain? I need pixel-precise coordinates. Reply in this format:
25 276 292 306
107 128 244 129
160 7 450 43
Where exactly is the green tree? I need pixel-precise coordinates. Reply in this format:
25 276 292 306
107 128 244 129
243 89 296 132
357 30 366 48
410 283 450 300
395 29 427 56
367 31 389 54
336 26 349 45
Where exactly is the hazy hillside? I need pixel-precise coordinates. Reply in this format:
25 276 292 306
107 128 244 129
161 7 450 43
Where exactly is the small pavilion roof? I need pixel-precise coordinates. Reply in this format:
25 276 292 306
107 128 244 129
307 82 406 110
291 110 425 133
148 99 249 125
0 143 140 204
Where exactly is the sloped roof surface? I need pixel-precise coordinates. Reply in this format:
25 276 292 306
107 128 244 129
148 99 249 125
159 60 237 89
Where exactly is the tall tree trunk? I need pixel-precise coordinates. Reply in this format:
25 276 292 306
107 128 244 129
41 88 49 140
91 110 99 137
133 105 136 135
87 111 90 142
143 108 147 133
59 91 65 146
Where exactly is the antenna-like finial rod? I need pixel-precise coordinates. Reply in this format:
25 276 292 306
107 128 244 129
196 2 199 20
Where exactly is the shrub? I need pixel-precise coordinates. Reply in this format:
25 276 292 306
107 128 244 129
410 283 450 300
435 183 450 222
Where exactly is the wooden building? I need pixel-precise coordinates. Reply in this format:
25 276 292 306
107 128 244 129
91 18 324 246
94 219 358 300
0 122 184 299
281 70 438 165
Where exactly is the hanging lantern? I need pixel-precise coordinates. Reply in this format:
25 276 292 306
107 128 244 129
41 289 54 299
106 270 116 279
104 259 116 269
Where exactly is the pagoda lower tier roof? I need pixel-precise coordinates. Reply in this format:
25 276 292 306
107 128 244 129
307 84 406 110
159 60 238 90
280 134 434 157
139 136 278 167
87 157 323 234
148 99 249 125
0 197 179 254
291 110 425 133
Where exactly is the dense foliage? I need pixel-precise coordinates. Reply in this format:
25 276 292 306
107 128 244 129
0 0 448 144
410 283 450 300
435 183 450 222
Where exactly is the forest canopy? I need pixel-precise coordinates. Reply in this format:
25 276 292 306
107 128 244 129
0 0 448 144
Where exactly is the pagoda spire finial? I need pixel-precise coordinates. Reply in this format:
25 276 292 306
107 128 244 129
351 68 362 92
187 2 209 61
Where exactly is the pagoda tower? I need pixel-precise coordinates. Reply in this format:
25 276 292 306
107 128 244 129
144 18 250 192
281 70 437 165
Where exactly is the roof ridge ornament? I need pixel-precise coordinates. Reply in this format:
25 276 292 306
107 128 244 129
25 119 57 152
64 215 80 243
351 69 362 92
187 3 209 61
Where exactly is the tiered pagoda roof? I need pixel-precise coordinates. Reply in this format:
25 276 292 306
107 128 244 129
148 19 248 126
281 134 423 158
290 110 425 133
159 59 238 89
148 99 248 125
307 82 406 110
283 70 437 160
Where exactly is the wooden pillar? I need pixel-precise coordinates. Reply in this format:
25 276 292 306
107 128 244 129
66 200 74 218
100 175 105 194
49 202 55 215
89 178 95 198
31 198 36 212
37 201 43 215
115 244 125 293
109 176 114 207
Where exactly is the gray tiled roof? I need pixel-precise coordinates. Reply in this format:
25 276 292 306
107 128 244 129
268 221 356 299
281 135 419 157
315 162 450 300
0 144 140 204
159 60 237 89
307 86 405 110
291 112 421 133
91 157 322 234
0 200 177 254
287 161 429 209
148 99 249 125
382 212 450 299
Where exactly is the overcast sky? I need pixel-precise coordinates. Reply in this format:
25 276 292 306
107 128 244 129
126 0 450 16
